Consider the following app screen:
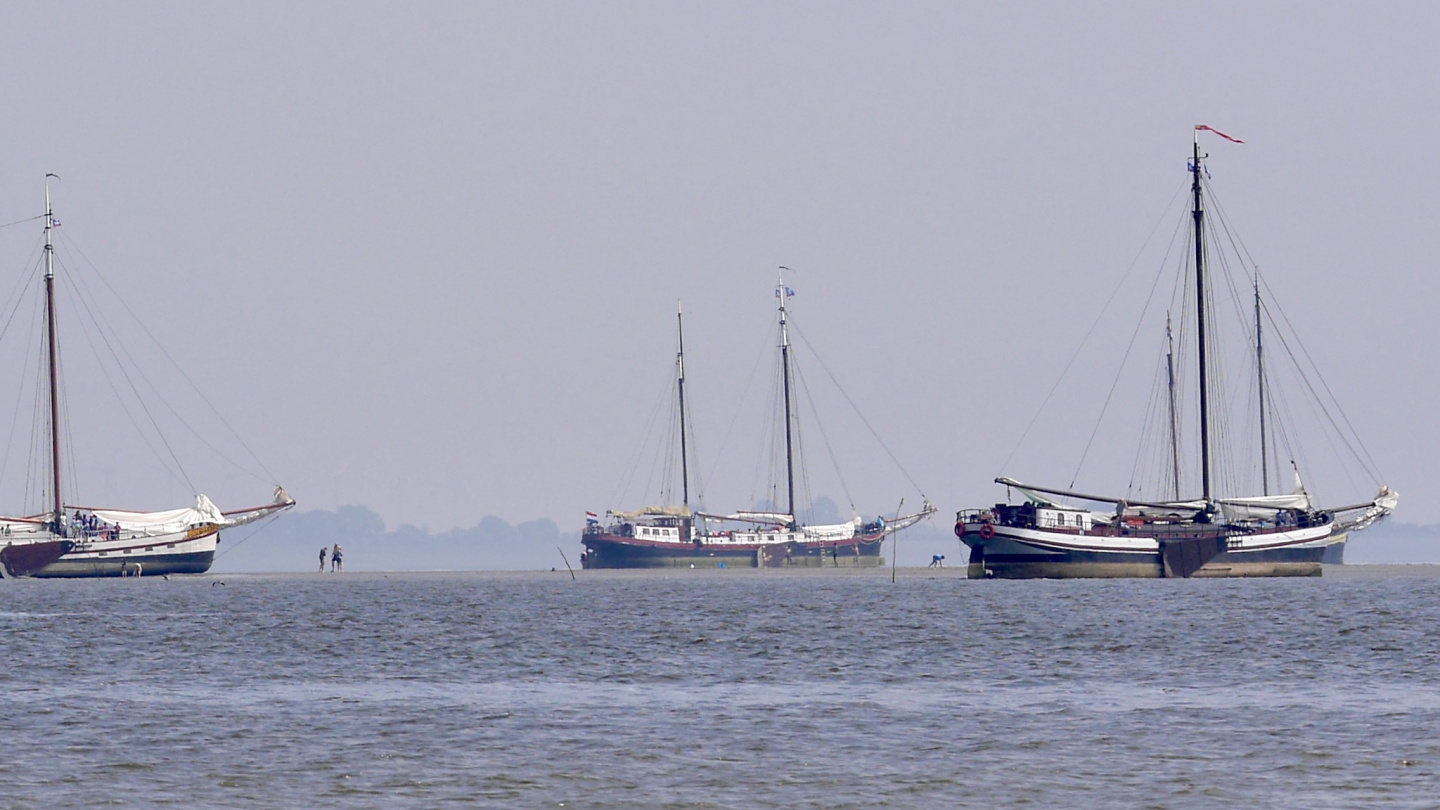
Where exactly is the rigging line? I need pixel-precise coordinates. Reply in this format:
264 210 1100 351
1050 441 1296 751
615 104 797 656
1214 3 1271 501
58 231 267 484
27 353 45 511
1270 320 1362 500
705 324 770 494
1259 277 1384 482
58 337 81 504
0 242 45 345
55 265 197 493
608 362 673 509
1271 327 1360 498
1128 344 1169 497
791 355 855 514
57 270 192 494
0 213 46 231
791 325 926 501
1001 179 1192 474
209 511 285 563
54 231 281 484
1259 291 1380 485
1070 221 1178 489
0 284 42 495
683 384 706 509
1204 182 1266 277
1209 180 1319 490
656 373 679 503
756 341 785 508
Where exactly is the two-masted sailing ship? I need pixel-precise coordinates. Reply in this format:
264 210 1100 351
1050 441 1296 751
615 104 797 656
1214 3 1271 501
955 128 1397 579
0 180 293 578
583 272 934 568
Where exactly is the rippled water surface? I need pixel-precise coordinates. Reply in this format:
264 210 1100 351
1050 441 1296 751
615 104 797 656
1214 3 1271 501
4 567 1440 808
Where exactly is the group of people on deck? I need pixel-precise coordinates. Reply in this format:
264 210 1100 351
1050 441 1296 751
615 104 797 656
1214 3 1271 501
319 543 343 572
73 511 118 541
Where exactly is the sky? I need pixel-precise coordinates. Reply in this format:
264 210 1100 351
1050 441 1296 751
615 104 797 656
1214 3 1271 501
0 2 1436 532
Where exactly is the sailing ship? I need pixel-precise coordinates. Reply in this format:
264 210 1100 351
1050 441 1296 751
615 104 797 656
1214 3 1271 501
583 273 934 568
955 128 1397 579
0 179 293 578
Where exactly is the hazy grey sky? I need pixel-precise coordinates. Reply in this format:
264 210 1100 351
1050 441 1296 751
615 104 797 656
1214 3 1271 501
1 2 1436 531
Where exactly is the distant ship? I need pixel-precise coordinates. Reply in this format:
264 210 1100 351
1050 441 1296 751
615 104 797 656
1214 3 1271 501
0 179 293 578
583 272 934 569
955 128 1396 578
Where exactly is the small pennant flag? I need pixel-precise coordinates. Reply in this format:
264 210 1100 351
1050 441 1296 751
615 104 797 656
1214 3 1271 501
1195 124 1244 144
774 286 795 298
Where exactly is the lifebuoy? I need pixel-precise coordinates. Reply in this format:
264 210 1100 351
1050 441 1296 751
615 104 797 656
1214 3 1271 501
954 522 966 538
979 523 996 540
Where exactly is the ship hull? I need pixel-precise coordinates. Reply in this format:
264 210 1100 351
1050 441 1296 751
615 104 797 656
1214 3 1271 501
581 532 884 569
33 528 220 578
0 540 72 578
960 523 1339 580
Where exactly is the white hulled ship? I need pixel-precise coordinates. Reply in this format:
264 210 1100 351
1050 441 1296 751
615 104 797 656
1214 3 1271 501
0 178 292 578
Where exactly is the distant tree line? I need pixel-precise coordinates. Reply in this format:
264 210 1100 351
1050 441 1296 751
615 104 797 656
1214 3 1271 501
211 505 572 572
210 505 1440 573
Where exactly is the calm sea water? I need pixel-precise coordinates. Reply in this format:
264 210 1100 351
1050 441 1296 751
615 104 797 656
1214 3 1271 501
3 567 1440 808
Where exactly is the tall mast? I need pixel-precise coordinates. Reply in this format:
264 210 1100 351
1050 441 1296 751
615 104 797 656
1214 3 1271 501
43 175 64 532
1255 276 1269 495
676 302 689 507
1191 134 1213 501
1165 312 1181 501
777 267 795 522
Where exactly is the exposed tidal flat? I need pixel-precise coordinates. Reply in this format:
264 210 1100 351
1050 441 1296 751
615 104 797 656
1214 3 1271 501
3 566 1439 808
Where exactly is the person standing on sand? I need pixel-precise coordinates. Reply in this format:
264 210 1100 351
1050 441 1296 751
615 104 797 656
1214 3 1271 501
319 547 328 572
331 543 343 572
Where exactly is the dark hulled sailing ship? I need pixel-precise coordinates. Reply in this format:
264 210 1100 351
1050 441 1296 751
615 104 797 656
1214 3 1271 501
955 127 1397 579
583 274 934 569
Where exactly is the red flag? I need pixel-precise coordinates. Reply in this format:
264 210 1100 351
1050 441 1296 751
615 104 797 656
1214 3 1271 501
1195 124 1244 144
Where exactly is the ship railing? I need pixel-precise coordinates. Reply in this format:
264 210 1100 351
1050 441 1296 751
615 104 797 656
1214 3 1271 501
954 509 1000 525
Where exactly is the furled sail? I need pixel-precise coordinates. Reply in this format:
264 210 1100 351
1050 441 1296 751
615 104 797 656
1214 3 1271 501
609 505 693 520
92 495 226 534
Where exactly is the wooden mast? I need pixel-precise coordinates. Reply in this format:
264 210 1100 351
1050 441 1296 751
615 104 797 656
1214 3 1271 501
676 302 689 507
1191 134 1213 502
1165 312 1181 501
43 175 64 534
778 267 795 523
1256 276 1269 495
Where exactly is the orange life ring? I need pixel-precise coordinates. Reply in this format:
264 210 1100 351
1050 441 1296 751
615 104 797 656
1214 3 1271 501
979 522 996 540
954 522 966 538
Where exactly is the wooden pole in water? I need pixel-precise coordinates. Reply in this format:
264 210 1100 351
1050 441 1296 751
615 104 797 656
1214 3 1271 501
557 546 576 581
892 498 903 583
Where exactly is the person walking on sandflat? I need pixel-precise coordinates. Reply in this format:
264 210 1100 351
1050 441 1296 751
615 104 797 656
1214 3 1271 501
331 543 343 572
319 547 328 572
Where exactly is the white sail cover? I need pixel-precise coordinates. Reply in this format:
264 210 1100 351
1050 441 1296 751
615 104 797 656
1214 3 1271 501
1216 468 1313 522
92 494 226 533
610 505 693 520
802 517 862 541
